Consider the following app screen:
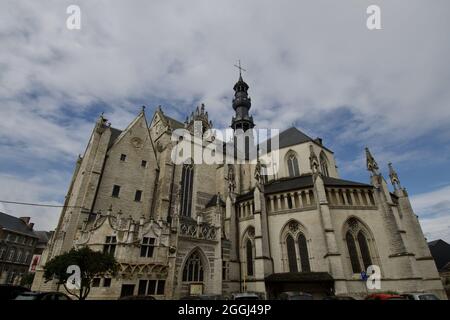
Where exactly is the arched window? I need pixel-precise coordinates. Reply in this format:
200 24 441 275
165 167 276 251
320 152 329 177
182 251 204 282
298 233 311 272
180 163 194 217
344 218 377 274
286 235 298 272
287 153 300 177
281 221 311 272
346 232 361 273
357 231 372 270
246 239 254 276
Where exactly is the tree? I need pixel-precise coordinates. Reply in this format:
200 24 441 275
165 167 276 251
20 272 35 288
43 247 118 300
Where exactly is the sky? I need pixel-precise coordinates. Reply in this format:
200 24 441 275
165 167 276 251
0 0 449 242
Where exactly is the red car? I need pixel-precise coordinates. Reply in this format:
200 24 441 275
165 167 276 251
365 293 406 300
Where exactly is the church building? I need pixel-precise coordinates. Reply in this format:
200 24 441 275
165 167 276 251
31 72 446 299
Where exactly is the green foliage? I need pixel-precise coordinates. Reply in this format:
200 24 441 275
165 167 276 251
43 246 118 300
20 272 35 288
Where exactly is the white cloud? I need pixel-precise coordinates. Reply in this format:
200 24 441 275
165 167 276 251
0 172 69 231
0 0 450 240
411 185 450 242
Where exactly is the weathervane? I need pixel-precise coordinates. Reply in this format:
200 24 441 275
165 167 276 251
234 60 246 77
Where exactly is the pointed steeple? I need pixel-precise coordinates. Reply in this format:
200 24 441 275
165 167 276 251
186 103 212 133
388 162 402 190
231 61 255 131
365 147 380 175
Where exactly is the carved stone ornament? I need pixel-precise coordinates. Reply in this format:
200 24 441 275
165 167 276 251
131 137 143 148
288 220 299 233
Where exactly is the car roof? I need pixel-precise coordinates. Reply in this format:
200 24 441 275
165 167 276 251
232 292 259 297
281 291 312 295
19 291 60 295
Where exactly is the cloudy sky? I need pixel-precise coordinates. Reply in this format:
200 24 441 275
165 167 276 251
0 0 449 242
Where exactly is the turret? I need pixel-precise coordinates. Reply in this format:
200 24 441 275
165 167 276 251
231 62 255 131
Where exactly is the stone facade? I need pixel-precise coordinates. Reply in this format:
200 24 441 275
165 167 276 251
31 77 446 299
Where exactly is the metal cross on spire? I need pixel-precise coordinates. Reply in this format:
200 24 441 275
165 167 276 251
234 60 246 77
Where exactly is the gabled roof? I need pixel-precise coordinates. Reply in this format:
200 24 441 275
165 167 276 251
260 127 333 154
278 127 314 149
165 115 184 130
261 127 313 153
108 127 122 148
428 239 450 271
0 212 39 237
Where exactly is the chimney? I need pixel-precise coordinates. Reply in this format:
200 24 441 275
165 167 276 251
20 217 31 224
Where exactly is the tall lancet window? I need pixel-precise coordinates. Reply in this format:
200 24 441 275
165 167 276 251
246 239 254 276
286 235 298 272
298 233 311 272
180 163 194 217
287 153 300 177
320 152 329 177
344 218 377 274
357 231 373 270
346 232 361 273
282 220 311 273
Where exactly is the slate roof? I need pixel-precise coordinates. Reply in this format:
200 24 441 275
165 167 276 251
265 272 334 282
108 127 123 148
264 175 314 194
0 212 39 237
34 231 53 245
261 127 333 153
165 116 185 130
428 239 450 271
322 176 371 187
205 194 226 208
235 175 371 199
263 174 371 195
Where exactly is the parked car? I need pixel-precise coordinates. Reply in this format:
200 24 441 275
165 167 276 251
278 291 313 300
0 284 31 300
322 295 356 300
230 292 261 300
14 291 72 300
119 295 156 300
401 293 440 300
365 293 406 300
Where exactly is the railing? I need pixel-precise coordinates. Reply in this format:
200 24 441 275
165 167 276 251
326 187 376 208
267 188 316 213
179 218 217 240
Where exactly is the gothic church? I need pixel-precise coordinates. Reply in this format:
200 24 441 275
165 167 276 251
32 73 446 299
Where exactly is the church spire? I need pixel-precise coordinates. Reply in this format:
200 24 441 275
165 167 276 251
388 162 402 190
231 61 255 131
365 147 380 175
